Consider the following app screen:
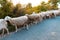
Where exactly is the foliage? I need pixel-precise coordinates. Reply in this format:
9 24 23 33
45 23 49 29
24 3 33 14
0 0 59 18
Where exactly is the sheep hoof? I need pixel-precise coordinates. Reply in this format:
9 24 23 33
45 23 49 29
26 27 29 31
7 33 9 35
35 22 38 24
26 29 28 31
26 28 29 30
1 34 4 37
0 35 2 37
15 30 17 32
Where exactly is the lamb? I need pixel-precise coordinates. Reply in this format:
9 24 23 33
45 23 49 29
4 16 29 32
40 12 48 19
51 10 60 16
45 11 53 18
26 12 43 24
0 19 9 36
46 10 60 18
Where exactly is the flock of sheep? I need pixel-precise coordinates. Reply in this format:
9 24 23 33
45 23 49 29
0 9 60 36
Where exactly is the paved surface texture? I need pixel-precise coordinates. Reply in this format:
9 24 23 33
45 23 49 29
0 16 60 40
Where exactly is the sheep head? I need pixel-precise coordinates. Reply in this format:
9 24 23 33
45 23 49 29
4 16 11 21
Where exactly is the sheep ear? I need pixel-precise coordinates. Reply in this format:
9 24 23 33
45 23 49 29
4 17 7 20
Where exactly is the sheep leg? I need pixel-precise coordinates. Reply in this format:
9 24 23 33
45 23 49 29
30 21 33 25
15 25 18 32
48 16 50 19
26 24 29 30
1 28 4 36
33 21 38 24
5 28 9 35
54 14 56 17
40 16 43 21
41 17 43 21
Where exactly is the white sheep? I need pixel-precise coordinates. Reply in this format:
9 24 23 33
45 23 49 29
51 10 60 16
5 16 29 32
0 19 9 36
40 12 47 19
46 11 53 18
26 12 42 24
46 10 60 18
